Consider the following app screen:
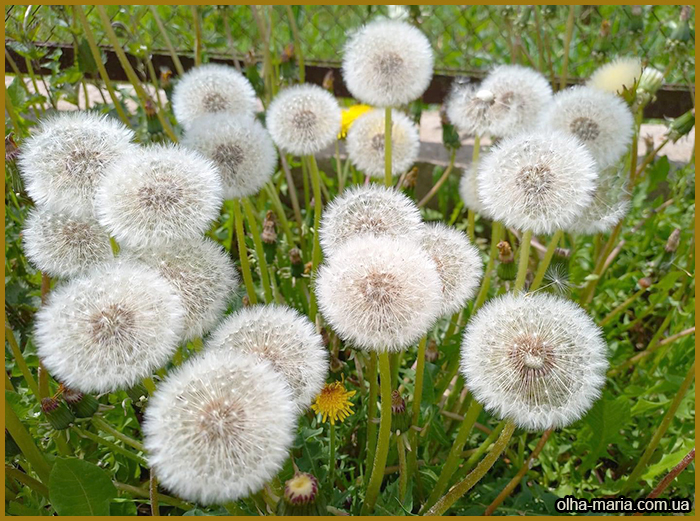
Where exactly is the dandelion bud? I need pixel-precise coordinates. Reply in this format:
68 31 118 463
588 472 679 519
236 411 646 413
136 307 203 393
262 211 277 245
19 112 135 218
638 277 653 290
391 390 411 433
342 19 434 107
668 109 695 143
665 228 681 253
267 84 342 156
425 338 439 363
63 388 99 418
319 184 423 256
278 472 326 516
497 241 517 281
587 57 643 95
289 247 304 277
637 67 664 100
172 64 257 130
346 109 420 179
461 293 608 431
497 241 514 263
41 397 74 430
403 166 419 189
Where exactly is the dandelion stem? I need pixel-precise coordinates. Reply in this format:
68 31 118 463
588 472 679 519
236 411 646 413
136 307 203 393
362 351 393 515
425 420 516 516
5 466 49 498
92 416 146 453
115 481 193 511
190 6 202 67
417 148 457 208
264 182 295 246
397 433 408 502
468 135 481 241
365 352 379 475
514 230 532 292
384 107 393 188
530 230 563 291
72 426 148 467
328 421 336 486
5 398 52 484
453 420 507 482
599 287 648 328
232 198 258 305
633 448 695 515
150 473 160 516
306 155 324 321
285 5 305 83
475 222 503 309
5 320 41 400
242 198 274 303
407 335 427 477
620 361 695 495
148 6 184 76
421 398 483 513
559 6 576 90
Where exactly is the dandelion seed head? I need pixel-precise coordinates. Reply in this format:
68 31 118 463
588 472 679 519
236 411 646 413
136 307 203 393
567 167 630 235
172 64 257 129
319 184 423 256
445 82 494 137
183 114 277 199
143 349 296 505
96 144 223 249
458 166 488 215
23 208 113 279
206 305 328 411
342 19 434 107
267 84 341 156
311 381 356 425
588 57 642 94
346 109 420 178
539 86 634 169
316 234 442 352
420 222 483 317
460 292 608 431
18 112 135 218
122 238 238 342
477 132 598 235
35 260 185 393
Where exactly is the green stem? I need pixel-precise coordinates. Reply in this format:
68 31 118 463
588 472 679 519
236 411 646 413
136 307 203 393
475 222 503 309
362 351 393 515
421 399 483 513
92 416 145 453
365 352 379 474
417 149 457 208
148 6 185 76
599 287 648 328
150 473 160 516
397 433 408 502
232 198 259 305
242 198 274 303
384 107 393 187
264 182 295 246
620 361 695 494
425 420 517 516
329 422 336 486
115 481 193 511
72 426 148 466
285 5 305 83
5 321 40 400
559 6 576 90
306 155 324 322
190 6 202 67
5 399 52 484
407 335 428 476
5 466 49 498
530 230 563 291
454 420 507 482
514 230 532 293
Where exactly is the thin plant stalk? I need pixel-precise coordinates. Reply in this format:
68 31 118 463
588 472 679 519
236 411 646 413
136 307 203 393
609 326 695 377
362 351 393 515
453 420 507 481
4 87 23 136
5 321 40 400
475 222 503 309
5 399 52 484
418 149 457 208
285 5 305 83
514 230 533 292
633 448 695 515
559 6 576 90
221 7 242 72
384 107 393 187
264 183 295 246
92 416 146 453
72 426 148 466
232 199 259 305
484 429 552 515
115 482 193 511
190 6 202 67
5 466 49 498
620 361 695 494
242 197 274 303
365 352 379 473
599 287 648 328
280 155 305 248
148 5 184 75
425 420 517 516
150 474 160 516
407 335 427 475
328 422 336 486
530 230 563 291
306 155 324 322
468 134 481 241
397 433 408 502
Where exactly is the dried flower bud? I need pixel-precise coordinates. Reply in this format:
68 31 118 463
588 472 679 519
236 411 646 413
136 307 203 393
304 261 313 275
497 241 513 263
329 354 344 373
41 397 75 430
159 68 172 90
403 166 419 189
63 387 100 418
669 109 695 142
665 228 681 253
262 223 277 245
289 248 303 266
638 277 653 289
322 69 334 91
425 338 439 363
281 43 294 64
391 390 411 433
242 295 250 307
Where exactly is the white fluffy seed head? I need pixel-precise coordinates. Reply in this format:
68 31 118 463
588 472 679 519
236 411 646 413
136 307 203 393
342 19 434 107
567 167 630 235
539 86 635 169
460 292 608 431
143 349 296 505
448 65 553 138
316 234 442 352
588 57 643 94
122 238 238 342
458 166 488 215
420 222 483 317
172 64 257 130
18 112 135 218
319 184 424 256
205 305 328 412
267 84 342 156
96 144 223 249
183 114 277 200
346 109 420 178
35 260 185 393
477 132 598 235
23 207 113 279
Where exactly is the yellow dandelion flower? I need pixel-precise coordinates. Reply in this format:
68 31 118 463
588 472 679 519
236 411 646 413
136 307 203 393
311 381 356 424
338 104 373 139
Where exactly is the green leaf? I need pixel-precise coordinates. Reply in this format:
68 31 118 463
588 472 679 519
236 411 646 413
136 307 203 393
49 457 116 516
642 439 694 482
580 396 631 472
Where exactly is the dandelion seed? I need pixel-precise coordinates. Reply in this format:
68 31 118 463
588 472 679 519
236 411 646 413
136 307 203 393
122 238 238 342
183 114 277 200
205 305 328 411
143 349 296 505
588 57 642 95
342 18 433 107
96 144 223 249
346 109 420 179
35 260 185 393
420 222 483 317
316 234 442 352
539 86 634 169
460 292 608 431
542 263 572 296
477 131 598 235
172 64 257 129
18 112 135 218
267 84 342 156
567 167 630 235
311 381 356 425
23 207 112 279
